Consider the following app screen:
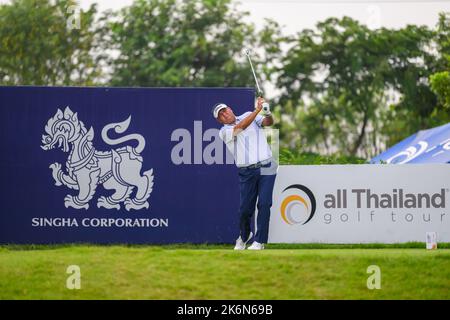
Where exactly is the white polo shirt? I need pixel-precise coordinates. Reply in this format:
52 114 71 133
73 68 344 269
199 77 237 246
219 112 272 167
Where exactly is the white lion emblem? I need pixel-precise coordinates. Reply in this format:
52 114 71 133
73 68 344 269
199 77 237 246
41 107 154 211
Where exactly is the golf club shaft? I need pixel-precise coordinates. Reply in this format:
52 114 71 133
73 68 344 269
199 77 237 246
245 52 263 96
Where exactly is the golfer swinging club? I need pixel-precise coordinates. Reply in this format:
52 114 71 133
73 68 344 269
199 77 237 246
212 97 277 250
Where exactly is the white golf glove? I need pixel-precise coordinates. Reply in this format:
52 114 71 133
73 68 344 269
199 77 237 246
262 102 271 116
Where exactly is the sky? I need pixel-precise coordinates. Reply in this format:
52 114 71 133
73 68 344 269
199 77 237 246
71 0 450 32
1 0 448 31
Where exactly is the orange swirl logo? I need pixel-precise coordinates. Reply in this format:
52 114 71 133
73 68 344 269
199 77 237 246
280 184 316 225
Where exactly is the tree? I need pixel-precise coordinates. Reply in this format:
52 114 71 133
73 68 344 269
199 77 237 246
103 0 281 88
277 18 394 157
430 71 450 109
376 24 439 148
429 13 450 110
0 0 102 86
276 16 445 158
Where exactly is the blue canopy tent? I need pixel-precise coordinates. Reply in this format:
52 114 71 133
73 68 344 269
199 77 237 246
371 122 450 164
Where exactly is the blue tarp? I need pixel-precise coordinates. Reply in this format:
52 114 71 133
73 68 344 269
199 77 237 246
371 122 450 164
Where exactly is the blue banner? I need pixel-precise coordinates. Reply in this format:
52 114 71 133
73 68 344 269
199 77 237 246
0 86 254 244
371 122 450 164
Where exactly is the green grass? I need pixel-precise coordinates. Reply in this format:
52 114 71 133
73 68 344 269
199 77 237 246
1 244 449 300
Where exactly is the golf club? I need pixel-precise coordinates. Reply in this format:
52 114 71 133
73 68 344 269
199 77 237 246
243 49 270 113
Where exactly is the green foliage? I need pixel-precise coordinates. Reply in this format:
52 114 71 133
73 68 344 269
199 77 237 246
103 0 281 88
279 148 366 165
430 71 450 109
276 16 447 158
0 0 102 85
435 13 450 68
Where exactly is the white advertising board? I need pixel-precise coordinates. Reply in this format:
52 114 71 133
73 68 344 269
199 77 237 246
268 164 450 243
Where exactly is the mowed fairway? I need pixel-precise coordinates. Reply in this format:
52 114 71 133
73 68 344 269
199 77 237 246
0 245 449 299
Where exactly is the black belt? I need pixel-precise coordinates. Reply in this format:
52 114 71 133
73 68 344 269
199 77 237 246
241 159 271 169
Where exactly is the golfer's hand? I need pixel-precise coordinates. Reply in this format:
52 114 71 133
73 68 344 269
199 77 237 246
255 97 264 113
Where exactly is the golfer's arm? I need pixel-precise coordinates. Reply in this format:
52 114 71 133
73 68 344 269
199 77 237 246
262 114 274 127
232 110 261 136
